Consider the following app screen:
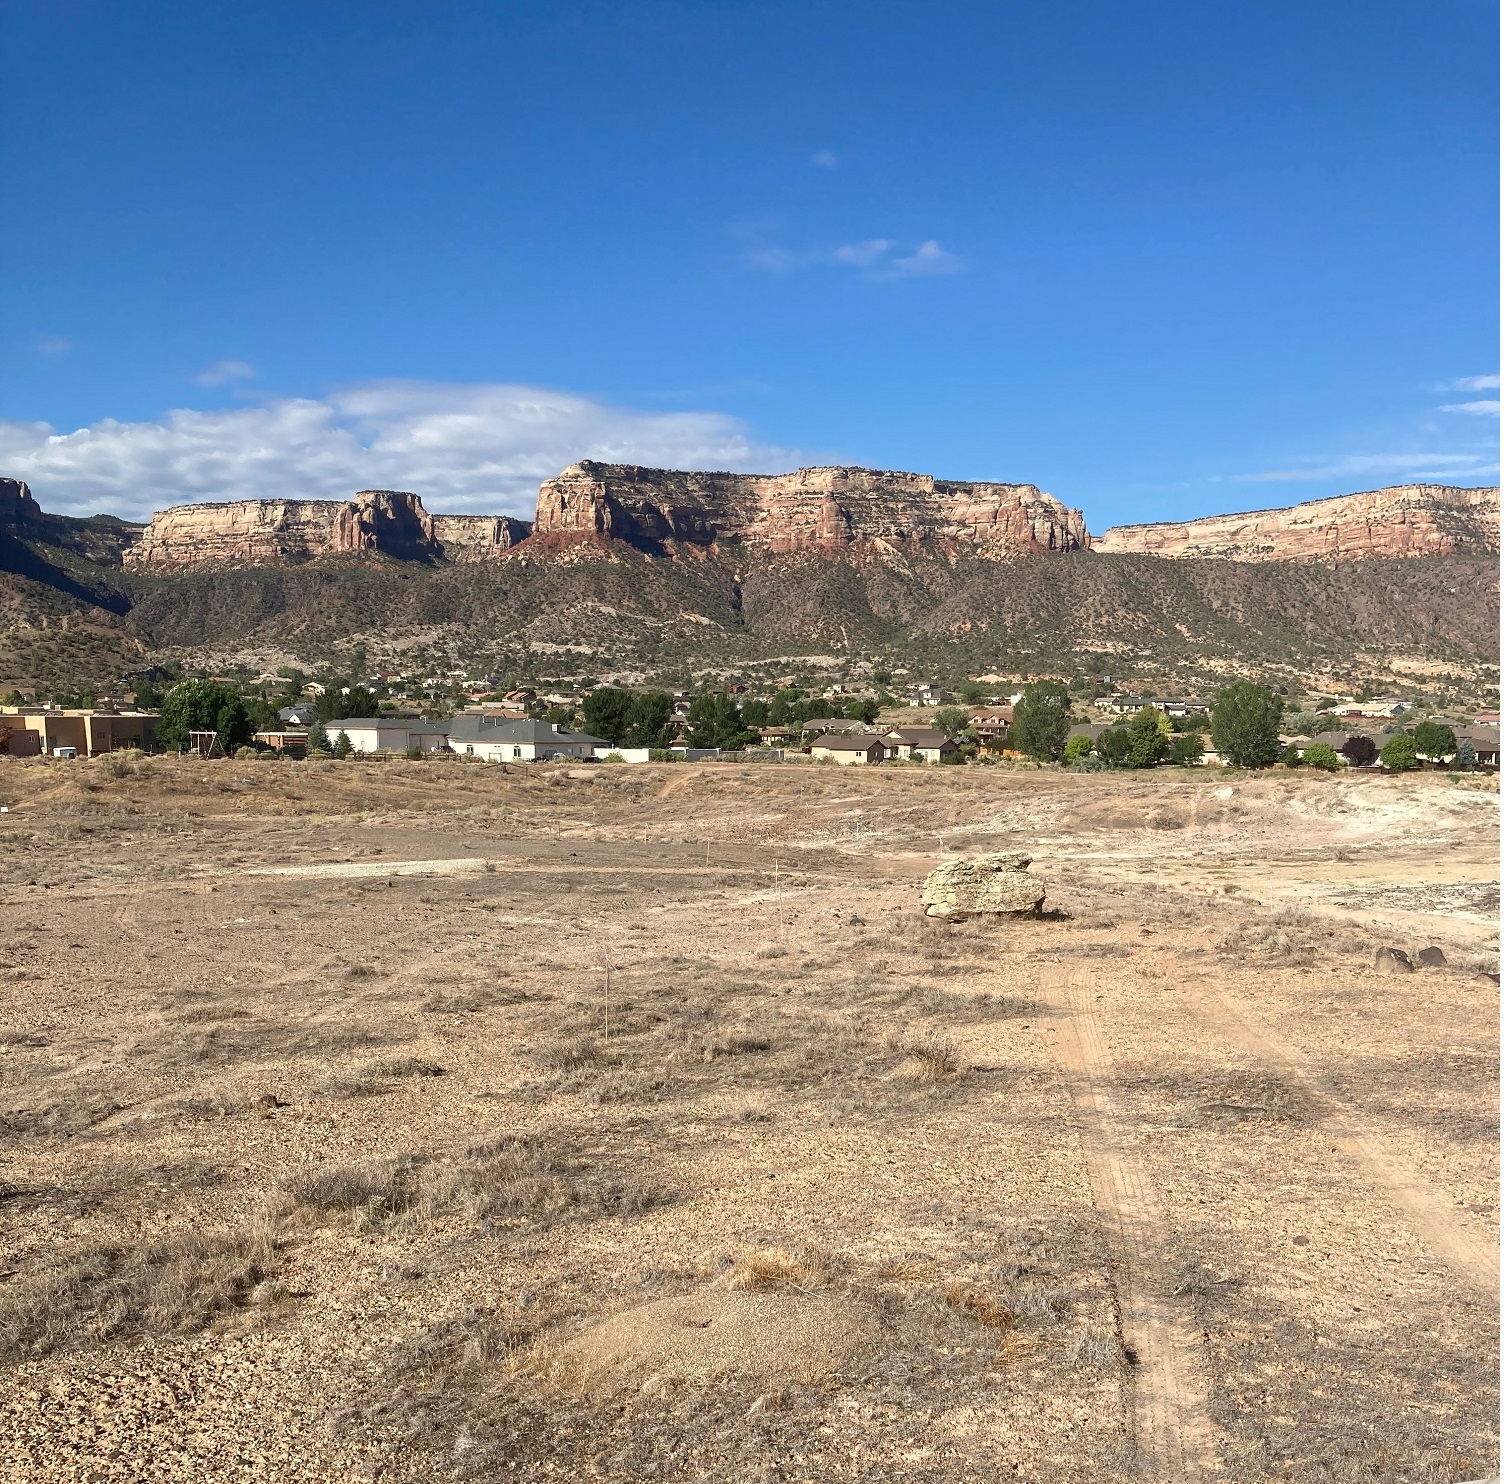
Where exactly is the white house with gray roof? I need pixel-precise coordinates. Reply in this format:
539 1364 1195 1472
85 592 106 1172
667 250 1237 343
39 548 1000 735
446 716 610 762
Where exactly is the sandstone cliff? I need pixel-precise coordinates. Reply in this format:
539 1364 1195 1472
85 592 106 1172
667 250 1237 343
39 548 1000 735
122 490 529 569
532 462 1090 557
1096 484 1499 562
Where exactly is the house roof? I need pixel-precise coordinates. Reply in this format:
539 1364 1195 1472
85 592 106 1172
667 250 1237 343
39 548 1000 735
811 733 887 752
447 716 609 747
327 716 451 733
799 717 867 733
885 727 952 746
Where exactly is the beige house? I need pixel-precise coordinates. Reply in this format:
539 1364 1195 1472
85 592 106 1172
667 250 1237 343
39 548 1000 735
447 716 609 762
325 717 451 754
0 707 158 757
809 734 890 765
884 727 958 763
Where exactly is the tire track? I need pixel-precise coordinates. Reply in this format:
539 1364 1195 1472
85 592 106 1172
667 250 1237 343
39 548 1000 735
1182 982 1499 1299
1044 966 1220 1480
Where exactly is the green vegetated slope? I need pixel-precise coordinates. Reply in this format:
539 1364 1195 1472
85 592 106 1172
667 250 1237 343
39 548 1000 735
1 497 1498 689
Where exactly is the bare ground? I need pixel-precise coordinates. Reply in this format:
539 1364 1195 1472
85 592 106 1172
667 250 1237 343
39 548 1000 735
0 754 1496 1482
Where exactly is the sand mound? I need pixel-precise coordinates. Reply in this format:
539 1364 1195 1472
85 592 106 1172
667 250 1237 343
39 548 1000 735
552 1290 878 1398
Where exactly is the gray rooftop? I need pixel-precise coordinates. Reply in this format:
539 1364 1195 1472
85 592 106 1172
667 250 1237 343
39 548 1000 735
447 716 610 747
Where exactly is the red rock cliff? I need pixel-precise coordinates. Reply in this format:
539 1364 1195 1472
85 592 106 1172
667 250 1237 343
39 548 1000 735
531 463 1090 556
1095 484 1499 562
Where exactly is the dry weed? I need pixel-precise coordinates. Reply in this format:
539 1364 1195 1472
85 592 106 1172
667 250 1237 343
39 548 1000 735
722 1246 831 1292
0 1091 123 1138
892 1032 964 1080
943 1281 1016 1332
0 1220 278 1359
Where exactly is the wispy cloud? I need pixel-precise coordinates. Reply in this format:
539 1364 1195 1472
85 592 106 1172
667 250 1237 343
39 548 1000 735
744 236 964 282
1438 399 1500 417
196 357 257 386
810 149 839 169
0 380 805 522
1444 374 1499 391
36 335 71 357
1235 451 1498 484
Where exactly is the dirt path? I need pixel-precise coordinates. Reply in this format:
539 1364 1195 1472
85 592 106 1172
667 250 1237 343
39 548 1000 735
1043 966 1221 1480
1182 982 1500 1299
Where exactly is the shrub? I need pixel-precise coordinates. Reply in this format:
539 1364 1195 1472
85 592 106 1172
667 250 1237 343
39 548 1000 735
332 731 354 759
1303 742 1341 771
1456 737 1478 772
1279 743 1304 767
1062 734 1094 765
1210 681 1283 768
1379 734 1418 772
1095 726 1131 766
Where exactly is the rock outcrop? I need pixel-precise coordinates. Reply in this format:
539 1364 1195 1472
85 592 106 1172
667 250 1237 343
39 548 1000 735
123 491 530 569
1096 485 1499 563
533 462 1090 557
920 852 1046 920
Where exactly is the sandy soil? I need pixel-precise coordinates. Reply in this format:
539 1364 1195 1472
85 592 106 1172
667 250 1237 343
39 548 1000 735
0 755 1496 1482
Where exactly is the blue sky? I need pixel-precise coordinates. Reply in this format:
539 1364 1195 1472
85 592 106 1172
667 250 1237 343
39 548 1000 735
2 1 1497 528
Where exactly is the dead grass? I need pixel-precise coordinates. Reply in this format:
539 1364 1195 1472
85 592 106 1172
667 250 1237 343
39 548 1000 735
0 1220 279 1359
722 1246 832 1291
284 1133 671 1232
892 1031 964 1081
0 1091 123 1138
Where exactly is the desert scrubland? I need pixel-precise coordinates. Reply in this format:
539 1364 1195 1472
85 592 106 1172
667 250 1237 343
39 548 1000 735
0 755 1496 1482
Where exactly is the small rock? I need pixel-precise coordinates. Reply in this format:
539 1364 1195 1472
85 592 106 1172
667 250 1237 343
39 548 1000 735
921 853 1046 920
1416 946 1447 968
1374 947 1414 974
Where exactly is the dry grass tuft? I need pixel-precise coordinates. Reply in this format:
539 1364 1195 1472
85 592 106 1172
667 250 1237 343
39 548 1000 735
722 1246 831 1292
892 1032 964 1081
366 1055 445 1078
0 1091 123 1138
532 1035 612 1071
0 1220 278 1359
943 1281 1016 1332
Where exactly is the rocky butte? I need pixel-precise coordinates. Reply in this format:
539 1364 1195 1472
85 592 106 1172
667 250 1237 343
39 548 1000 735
1096 483 1499 562
121 490 529 570
531 462 1091 556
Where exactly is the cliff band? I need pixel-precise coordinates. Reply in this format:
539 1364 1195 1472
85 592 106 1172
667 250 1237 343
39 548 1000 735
122 490 529 570
531 462 1090 556
1097 484 1499 562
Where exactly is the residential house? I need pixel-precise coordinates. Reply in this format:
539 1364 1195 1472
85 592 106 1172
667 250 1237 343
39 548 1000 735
447 716 609 762
883 727 958 764
808 733 890 766
278 702 319 726
967 706 1012 743
1066 723 1112 746
1107 695 1194 718
758 726 798 746
325 718 452 754
1455 726 1500 768
908 683 952 707
0 706 158 757
253 730 309 758
799 718 867 738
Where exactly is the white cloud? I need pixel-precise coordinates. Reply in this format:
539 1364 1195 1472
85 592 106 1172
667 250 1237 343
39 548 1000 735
0 380 805 522
810 149 839 169
1446 374 1499 391
878 240 964 279
1438 399 1500 416
744 236 963 282
196 358 257 386
37 336 71 357
1235 451 1498 484
832 239 893 268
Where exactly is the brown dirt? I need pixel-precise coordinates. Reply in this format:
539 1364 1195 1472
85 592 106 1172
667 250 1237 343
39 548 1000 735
0 753 1495 1482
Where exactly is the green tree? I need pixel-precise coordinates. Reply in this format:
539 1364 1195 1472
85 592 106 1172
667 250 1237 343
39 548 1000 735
843 697 879 725
1096 727 1131 766
131 679 162 710
1280 743 1304 767
741 698 771 728
686 693 747 750
933 705 969 739
768 694 792 725
1210 681 1283 768
1456 737 1478 772
622 691 674 748
1125 706 1170 769
1303 742 1341 771
1062 733 1094 765
1009 681 1072 761
1411 721 1457 761
307 721 331 755
156 680 252 754
543 704 577 729
582 687 634 745
332 730 354 759
1170 733 1205 766
316 685 379 723
1379 734 1418 772
960 681 988 706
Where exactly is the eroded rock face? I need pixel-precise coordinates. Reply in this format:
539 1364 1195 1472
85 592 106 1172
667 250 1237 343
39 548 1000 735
123 491 532 569
920 852 1046 920
1095 485 1499 563
533 462 1090 556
